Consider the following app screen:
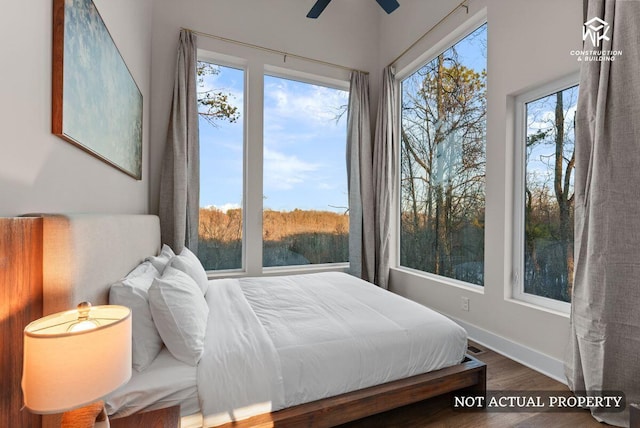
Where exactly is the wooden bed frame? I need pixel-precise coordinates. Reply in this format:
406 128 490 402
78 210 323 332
36 214 486 428
212 354 485 428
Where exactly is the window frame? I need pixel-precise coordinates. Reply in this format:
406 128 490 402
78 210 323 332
196 51 249 274
394 15 488 292
264 64 350 93
261 67 350 272
512 72 579 313
196 48 351 277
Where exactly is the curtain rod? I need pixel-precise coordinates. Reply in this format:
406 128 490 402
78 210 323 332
388 0 469 68
181 27 369 75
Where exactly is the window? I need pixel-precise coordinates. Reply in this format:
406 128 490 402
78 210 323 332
197 60 244 271
196 51 351 274
515 78 578 308
263 74 349 268
399 23 487 286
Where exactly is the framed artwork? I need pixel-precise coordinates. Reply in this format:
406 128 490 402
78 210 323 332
52 0 143 179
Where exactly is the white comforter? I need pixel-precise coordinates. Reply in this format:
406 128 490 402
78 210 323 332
197 272 467 426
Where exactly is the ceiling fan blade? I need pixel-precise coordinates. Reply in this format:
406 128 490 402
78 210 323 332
307 0 332 18
376 0 400 14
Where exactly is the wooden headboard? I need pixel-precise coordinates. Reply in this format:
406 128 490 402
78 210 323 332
1 214 161 428
37 214 161 428
1 217 43 428
41 214 161 316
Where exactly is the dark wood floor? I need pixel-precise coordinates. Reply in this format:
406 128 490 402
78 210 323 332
339 343 609 428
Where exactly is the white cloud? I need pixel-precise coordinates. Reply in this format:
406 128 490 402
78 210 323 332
219 203 241 212
526 97 578 137
264 79 348 128
263 148 320 191
262 79 348 157
204 203 241 213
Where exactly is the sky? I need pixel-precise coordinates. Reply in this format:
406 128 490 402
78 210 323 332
399 23 487 192
198 64 349 213
397 21 576 202
525 85 578 197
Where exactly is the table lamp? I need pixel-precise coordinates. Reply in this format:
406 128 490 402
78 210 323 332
22 302 132 428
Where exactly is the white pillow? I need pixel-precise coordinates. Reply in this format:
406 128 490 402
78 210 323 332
145 244 175 273
109 261 163 372
167 247 209 295
148 267 209 366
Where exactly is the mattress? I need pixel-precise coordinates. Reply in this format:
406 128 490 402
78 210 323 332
105 347 199 419
106 272 467 425
198 272 467 426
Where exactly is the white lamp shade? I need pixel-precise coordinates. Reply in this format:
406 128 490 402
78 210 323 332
22 304 132 414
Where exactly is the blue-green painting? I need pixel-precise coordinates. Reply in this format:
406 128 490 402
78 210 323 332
54 0 142 179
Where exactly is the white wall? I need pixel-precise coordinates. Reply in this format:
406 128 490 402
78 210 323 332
381 0 582 379
1 0 584 379
151 0 399 276
149 0 584 376
0 0 153 217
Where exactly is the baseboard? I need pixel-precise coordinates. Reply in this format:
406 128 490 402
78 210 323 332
451 316 567 385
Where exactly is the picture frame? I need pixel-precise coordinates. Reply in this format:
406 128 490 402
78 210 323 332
52 0 143 180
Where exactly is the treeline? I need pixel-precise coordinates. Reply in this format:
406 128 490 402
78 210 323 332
198 207 348 270
524 184 574 302
400 212 485 285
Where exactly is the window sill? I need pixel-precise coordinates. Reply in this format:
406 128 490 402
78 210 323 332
507 294 570 318
262 262 349 276
391 266 485 294
206 263 350 279
206 269 247 280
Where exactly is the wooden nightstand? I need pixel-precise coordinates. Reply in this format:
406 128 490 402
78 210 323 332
631 403 640 428
110 405 180 428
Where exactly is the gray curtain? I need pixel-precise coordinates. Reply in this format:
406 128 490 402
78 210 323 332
346 71 375 281
372 67 398 289
159 30 200 254
565 1 640 426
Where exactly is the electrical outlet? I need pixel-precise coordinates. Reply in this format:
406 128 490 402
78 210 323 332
461 296 470 311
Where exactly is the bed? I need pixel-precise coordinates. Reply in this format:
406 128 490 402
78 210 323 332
39 214 485 428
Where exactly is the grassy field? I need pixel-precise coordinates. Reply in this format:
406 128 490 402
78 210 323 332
198 207 349 270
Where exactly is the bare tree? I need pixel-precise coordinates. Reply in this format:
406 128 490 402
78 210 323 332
400 41 487 283
524 87 576 301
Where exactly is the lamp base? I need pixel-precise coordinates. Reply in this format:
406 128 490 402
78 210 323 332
61 400 110 428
